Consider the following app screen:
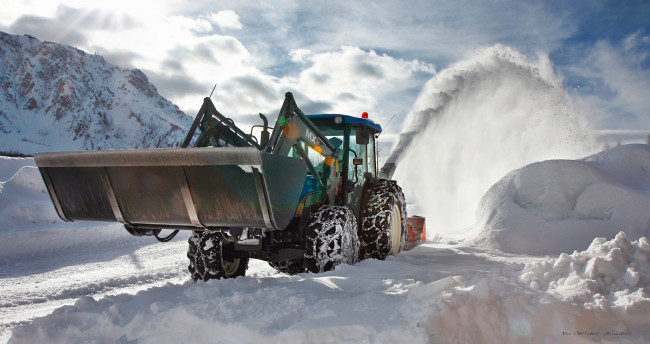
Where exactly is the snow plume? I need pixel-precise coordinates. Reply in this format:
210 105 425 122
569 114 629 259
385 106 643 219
391 45 595 238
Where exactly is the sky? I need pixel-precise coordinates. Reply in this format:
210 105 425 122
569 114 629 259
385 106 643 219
1 0 649 142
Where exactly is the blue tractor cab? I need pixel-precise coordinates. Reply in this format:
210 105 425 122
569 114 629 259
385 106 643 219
292 114 382 214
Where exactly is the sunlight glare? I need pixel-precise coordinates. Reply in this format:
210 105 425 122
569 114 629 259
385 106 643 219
65 0 172 17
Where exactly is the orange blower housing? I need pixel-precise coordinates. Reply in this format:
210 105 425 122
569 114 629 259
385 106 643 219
404 216 426 250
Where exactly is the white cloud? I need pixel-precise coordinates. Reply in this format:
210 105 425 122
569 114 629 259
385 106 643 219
193 46 435 136
285 46 435 122
169 15 213 33
211 1 575 68
1 0 438 145
0 0 59 26
569 32 650 129
208 10 243 30
289 49 314 64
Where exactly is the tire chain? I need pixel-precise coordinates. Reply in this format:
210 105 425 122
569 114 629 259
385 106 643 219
187 231 248 282
359 179 407 260
304 206 360 273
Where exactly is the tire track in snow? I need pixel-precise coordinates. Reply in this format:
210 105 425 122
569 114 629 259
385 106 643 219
0 239 190 342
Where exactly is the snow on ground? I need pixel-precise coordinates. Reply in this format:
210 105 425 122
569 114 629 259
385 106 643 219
2 144 650 343
0 157 190 342
0 158 35 182
476 144 650 255
0 157 133 256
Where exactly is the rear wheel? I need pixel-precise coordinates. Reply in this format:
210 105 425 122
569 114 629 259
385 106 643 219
359 179 407 260
304 205 360 273
187 231 249 282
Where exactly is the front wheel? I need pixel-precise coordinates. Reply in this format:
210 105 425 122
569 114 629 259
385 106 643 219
187 231 249 282
359 179 407 260
304 205 360 273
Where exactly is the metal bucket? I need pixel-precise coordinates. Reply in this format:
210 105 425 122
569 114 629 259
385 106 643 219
35 147 307 231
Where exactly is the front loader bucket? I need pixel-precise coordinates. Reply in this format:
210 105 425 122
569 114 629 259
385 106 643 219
34 147 307 231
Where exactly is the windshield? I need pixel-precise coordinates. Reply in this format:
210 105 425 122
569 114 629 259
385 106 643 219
316 125 367 181
287 119 374 183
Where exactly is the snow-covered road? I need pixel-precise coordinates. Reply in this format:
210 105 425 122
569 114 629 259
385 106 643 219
0 234 190 343
1 236 534 344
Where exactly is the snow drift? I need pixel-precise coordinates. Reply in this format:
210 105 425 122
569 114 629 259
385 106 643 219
0 156 133 260
0 164 58 230
392 45 595 238
519 231 650 305
476 144 650 255
410 232 650 344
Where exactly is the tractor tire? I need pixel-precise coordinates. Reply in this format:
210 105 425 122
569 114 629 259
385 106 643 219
269 259 306 274
187 230 249 282
304 205 360 273
359 179 407 260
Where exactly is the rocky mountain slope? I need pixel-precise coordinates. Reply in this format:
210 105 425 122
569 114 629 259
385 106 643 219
0 32 193 155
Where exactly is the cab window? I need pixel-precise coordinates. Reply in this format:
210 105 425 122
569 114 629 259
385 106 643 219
367 135 376 176
288 143 325 177
348 128 369 182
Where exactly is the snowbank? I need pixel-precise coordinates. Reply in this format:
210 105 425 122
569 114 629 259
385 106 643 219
0 157 136 260
520 232 650 307
403 233 650 343
0 157 35 182
0 165 60 230
476 144 650 255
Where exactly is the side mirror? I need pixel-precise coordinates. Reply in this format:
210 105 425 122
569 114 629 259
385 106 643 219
356 129 369 145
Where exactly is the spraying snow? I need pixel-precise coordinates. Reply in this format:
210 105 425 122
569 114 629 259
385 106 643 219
392 45 596 238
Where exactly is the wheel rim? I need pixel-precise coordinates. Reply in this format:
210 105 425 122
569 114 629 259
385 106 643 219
389 203 402 255
222 259 240 276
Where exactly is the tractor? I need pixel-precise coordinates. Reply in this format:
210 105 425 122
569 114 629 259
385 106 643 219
35 92 425 281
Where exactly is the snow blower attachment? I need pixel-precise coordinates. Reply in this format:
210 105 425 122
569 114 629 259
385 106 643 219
35 92 425 281
405 216 426 250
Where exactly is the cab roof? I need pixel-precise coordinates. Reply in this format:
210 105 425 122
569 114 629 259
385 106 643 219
307 114 382 133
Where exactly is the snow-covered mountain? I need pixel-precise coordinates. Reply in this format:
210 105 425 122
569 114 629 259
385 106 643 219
0 32 193 155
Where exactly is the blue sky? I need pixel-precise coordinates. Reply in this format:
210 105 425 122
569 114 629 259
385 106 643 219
1 0 649 136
